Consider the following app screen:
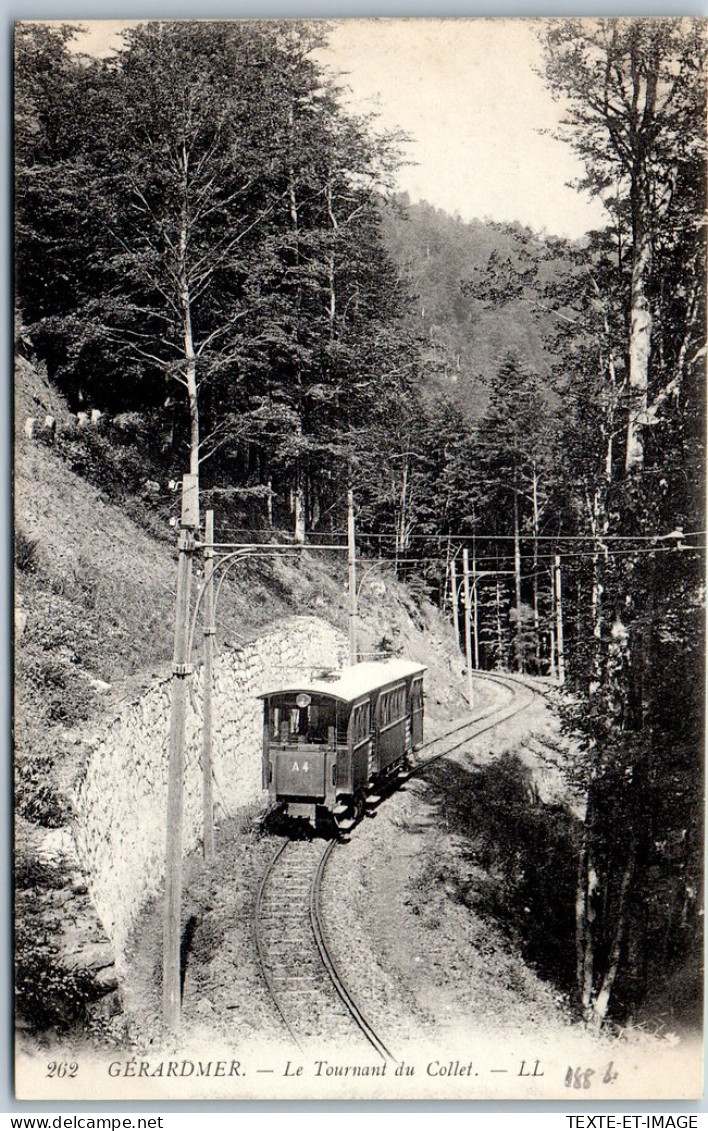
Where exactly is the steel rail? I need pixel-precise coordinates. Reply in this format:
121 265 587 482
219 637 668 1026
310 840 396 1065
253 838 305 1051
254 673 541 1059
406 671 537 779
255 837 393 1058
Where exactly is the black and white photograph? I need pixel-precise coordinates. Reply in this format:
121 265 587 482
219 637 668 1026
13 16 706 1102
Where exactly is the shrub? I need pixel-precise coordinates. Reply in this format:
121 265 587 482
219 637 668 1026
16 922 100 1033
15 752 72 828
15 530 39 573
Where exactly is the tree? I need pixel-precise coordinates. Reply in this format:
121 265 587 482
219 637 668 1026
76 22 309 477
15 24 102 350
541 17 706 473
470 355 559 673
15 20 412 541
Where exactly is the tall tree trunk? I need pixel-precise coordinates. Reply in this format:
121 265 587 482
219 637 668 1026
176 130 200 479
293 471 306 544
531 468 541 671
625 209 653 472
577 841 600 1021
625 91 656 474
326 180 338 332
587 485 609 695
178 234 199 477
590 844 636 1029
396 455 411 566
182 300 199 478
286 101 306 543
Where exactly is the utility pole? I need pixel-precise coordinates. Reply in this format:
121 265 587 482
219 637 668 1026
555 551 565 686
462 548 474 709
471 549 480 669
513 490 523 674
163 474 198 1035
449 557 460 649
549 566 557 681
201 509 215 861
347 489 358 665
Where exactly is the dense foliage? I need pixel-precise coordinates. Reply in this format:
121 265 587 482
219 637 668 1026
15 18 705 1034
16 20 417 539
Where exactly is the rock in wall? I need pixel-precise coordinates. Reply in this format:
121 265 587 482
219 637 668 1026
72 616 347 968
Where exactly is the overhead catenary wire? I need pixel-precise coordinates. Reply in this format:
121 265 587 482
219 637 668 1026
211 527 706 544
207 543 704 567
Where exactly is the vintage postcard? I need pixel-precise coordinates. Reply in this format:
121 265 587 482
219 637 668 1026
14 17 705 1102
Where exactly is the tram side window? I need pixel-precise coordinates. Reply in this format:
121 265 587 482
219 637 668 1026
380 693 390 726
381 687 404 726
351 703 371 745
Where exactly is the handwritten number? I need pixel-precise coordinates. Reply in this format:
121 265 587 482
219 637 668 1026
565 1066 595 1089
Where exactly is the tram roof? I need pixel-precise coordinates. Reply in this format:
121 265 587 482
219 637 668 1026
258 659 427 705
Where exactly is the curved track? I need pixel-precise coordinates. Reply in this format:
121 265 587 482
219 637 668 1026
407 670 537 776
255 836 395 1060
254 671 540 1060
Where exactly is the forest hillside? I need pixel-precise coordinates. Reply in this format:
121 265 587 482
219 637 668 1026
14 17 705 1043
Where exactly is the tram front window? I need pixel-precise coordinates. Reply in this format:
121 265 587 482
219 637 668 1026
270 699 335 743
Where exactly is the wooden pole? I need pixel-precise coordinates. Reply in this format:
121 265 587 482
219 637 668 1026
202 509 215 861
513 490 523 673
495 577 504 669
347 489 358 665
450 557 460 649
555 551 565 686
162 474 198 1035
549 567 557 680
472 550 480 669
462 548 474 709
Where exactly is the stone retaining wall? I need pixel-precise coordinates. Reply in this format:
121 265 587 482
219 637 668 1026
71 616 347 967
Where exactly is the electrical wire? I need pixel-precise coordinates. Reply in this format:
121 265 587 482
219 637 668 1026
212 526 705 544
208 543 703 566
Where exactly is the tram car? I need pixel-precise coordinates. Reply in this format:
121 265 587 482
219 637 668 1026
259 659 426 830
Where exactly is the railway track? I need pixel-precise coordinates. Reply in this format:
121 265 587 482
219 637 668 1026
407 670 537 776
255 836 395 1060
254 672 539 1060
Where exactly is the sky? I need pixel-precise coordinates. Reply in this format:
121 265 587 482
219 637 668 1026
54 17 609 240
319 19 609 238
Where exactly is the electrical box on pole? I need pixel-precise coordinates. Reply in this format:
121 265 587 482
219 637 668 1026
181 473 200 530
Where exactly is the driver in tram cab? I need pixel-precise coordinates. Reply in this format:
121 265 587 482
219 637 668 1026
308 704 329 743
